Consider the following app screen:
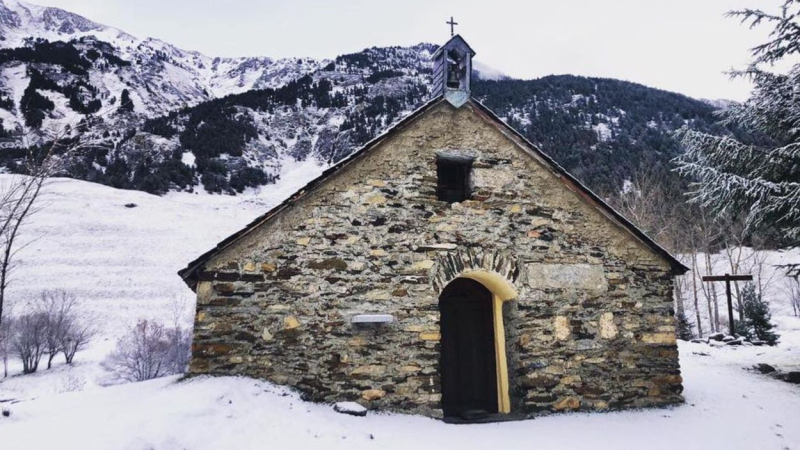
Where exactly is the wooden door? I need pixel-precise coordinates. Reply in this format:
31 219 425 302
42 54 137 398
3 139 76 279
439 278 498 418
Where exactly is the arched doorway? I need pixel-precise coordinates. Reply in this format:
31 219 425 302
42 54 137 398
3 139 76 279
439 278 498 418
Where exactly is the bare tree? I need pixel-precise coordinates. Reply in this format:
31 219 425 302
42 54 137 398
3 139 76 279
0 308 12 377
689 247 705 337
608 167 678 247
693 208 723 333
61 317 94 365
4 290 94 374
0 173 48 330
719 214 749 320
786 276 800 317
743 238 779 304
102 317 192 383
163 324 191 376
33 290 94 367
0 117 113 330
165 295 192 374
11 311 48 374
704 251 721 332
39 290 75 369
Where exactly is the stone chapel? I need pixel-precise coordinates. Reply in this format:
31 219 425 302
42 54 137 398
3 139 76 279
179 35 688 421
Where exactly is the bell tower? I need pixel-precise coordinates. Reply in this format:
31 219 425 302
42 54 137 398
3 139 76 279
432 34 476 108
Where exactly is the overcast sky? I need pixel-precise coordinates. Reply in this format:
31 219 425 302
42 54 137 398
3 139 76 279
35 0 780 101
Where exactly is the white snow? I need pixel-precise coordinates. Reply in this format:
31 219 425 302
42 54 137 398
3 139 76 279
334 401 368 415
472 61 507 81
0 173 798 449
622 179 634 194
592 122 612 141
1 331 800 450
181 151 196 167
249 155 326 202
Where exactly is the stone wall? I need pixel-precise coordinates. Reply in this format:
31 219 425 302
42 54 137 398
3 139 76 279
188 100 683 418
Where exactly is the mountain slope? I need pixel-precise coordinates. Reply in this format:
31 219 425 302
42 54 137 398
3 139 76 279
0 0 323 130
119 68 727 195
472 75 730 192
0 0 737 197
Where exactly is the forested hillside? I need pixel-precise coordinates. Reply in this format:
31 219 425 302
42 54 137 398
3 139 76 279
472 76 734 193
65 49 740 196
116 64 733 195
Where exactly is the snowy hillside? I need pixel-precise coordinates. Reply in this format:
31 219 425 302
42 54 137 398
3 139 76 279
0 173 798 450
0 163 322 334
0 0 324 98
0 0 323 130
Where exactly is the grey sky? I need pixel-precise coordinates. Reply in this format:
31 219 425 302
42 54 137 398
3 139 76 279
36 0 777 101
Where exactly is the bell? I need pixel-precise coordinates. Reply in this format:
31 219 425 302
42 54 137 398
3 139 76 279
447 64 460 88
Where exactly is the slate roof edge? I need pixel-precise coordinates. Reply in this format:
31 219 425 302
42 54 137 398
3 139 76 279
469 98 689 275
177 95 448 289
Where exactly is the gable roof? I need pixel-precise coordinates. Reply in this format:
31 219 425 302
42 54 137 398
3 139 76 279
178 96 688 290
468 99 689 276
431 34 477 59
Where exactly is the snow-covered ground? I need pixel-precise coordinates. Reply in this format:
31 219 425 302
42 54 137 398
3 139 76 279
0 160 324 397
678 246 800 336
1 333 799 450
0 173 798 450
4 159 324 335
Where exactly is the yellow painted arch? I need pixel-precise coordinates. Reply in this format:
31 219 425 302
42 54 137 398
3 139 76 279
459 270 518 301
448 270 517 414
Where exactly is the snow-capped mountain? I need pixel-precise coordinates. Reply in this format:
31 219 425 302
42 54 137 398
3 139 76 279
0 0 323 127
0 0 442 195
0 0 731 197
0 0 119 46
112 44 435 195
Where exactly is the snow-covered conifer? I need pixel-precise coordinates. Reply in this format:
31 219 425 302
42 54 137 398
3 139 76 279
675 309 694 341
739 283 779 345
675 1 800 243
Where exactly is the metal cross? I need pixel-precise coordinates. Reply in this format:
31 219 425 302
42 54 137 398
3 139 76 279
447 16 458 37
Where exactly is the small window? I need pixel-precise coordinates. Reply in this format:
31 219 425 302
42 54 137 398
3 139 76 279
437 156 472 203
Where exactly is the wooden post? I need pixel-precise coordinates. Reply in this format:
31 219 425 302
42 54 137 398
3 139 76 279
725 276 734 336
702 274 753 336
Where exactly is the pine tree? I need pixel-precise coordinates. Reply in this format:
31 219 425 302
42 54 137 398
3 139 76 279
119 89 134 113
675 308 694 341
739 283 779 345
674 1 800 243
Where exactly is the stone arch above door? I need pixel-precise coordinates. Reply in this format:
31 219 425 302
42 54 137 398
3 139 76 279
431 248 520 300
431 248 519 415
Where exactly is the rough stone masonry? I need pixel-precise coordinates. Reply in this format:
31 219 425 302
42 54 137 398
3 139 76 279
185 99 684 418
